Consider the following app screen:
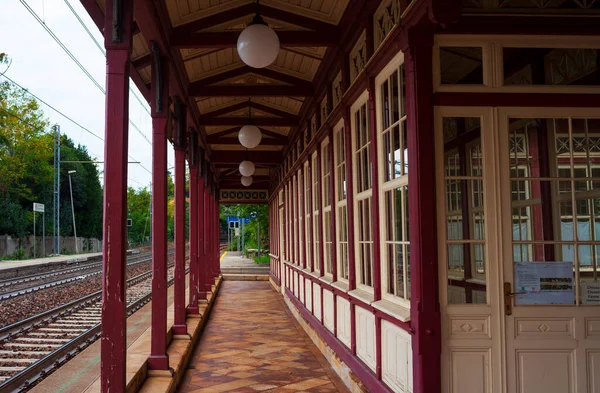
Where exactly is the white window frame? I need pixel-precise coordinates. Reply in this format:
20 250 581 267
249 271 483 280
298 169 304 267
322 138 333 278
433 35 600 94
351 90 374 294
375 52 410 307
304 160 312 271
334 120 349 283
312 151 322 275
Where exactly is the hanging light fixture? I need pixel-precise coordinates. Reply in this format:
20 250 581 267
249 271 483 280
237 0 280 69
239 148 256 177
238 99 262 149
241 176 253 187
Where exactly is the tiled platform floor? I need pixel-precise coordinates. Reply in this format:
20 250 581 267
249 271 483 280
178 281 349 393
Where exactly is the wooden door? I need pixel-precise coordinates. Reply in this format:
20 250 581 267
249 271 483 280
498 108 600 393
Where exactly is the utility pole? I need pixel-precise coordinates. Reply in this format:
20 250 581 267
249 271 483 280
68 170 78 253
53 125 61 255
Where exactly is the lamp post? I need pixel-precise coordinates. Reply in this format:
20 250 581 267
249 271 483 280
68 170 78 253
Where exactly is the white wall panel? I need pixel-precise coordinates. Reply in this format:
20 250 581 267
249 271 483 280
382 320 413 393
355 306 376 371
336 296 351 348
305 279 313 312
312 283 322 321
323 289 334 333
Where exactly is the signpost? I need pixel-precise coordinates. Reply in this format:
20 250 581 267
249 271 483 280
33 203 45 258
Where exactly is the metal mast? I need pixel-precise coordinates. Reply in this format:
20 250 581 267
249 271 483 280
53 125 61 255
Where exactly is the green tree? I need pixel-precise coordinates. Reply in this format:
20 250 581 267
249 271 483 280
0 58 53 237
220 204 269 251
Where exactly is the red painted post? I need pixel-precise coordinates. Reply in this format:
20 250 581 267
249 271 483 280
187 165 199 314
197 167 207 299
100 1 134 390
173 142 187 334
148 41 170 371
402 21 442 393
204 179 212 292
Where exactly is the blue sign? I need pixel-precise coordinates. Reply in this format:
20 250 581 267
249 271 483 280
227 216 250 225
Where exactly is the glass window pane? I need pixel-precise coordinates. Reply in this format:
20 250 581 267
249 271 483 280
443 117 486 304
503 48 600 86
440 47 483 85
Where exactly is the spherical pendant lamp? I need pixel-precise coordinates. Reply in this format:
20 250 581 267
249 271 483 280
238 124 262 149
239 160 255 177
237 1 280 69
241 176 253 187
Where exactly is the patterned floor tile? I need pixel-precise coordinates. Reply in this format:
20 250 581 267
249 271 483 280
177 282 348 393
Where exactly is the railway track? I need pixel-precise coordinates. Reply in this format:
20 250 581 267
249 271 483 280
0 263 183 392
0 252 170 301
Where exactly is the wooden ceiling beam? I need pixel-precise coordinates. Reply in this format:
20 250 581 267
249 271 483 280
207 136 288 146
258 128 287 139
171 31 338 48
189 84 313 97
201 101 249 118
192 66 312 91
172 3 338 35
200 117 297 127
211 150 282 164
206 127 240 139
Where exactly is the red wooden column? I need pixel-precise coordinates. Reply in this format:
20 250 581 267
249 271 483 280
402 21 442 393
197 159 207 300
215 189 221 275
100 1 134 390
187 161 199 314
172 104 188 335
204 175 212 292
148 41 170 371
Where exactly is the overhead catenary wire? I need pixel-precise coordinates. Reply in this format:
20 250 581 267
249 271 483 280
0 75 152 176
18 0 152 145
61 0 151 117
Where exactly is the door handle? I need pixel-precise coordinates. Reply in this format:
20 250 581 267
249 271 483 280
504 282 525 316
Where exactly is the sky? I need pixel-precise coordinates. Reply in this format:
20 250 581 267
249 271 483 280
0 0 174 189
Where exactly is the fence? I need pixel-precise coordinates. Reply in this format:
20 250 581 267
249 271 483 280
0 235 103 259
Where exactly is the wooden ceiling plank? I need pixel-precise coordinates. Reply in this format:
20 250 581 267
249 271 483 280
189 84 314 97
207 136 288 146
211 150 282 164
192 66 312 90
174 3 256 34
200 117 297 126
171 31 338 48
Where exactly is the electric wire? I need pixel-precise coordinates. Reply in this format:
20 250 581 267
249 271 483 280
61 0 151 117
19 0 152 145
1 75 152 175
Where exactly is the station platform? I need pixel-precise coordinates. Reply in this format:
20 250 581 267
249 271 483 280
0 251 103 271
30 252 346 393
177 280 348 393
220 251 270 279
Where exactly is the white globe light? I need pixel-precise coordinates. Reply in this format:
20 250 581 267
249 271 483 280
241 176 253 187
237 23 280 69
239 160 255 177
238 125 262 149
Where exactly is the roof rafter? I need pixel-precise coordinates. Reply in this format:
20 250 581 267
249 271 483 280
171 31 338 48
207 136 288 146
201 100 299 120
200 117 296 127
172 3 338 35
193 66 313 92
189 84 313 97
211 150 282 165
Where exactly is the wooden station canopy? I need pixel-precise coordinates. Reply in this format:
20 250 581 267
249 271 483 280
80 0 379 195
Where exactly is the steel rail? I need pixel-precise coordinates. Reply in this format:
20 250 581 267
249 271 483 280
0 266 187 392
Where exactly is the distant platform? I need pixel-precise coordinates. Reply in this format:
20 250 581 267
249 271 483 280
0 252 104 272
